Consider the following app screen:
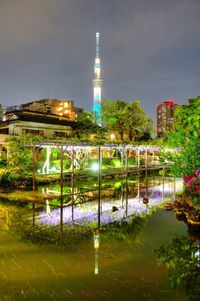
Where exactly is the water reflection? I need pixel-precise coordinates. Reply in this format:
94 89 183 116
93 230 100 275
37 176 183 229
0 176 189 301
156 232 200 300
0 176 184 235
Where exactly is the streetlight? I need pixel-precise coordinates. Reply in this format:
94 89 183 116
110 133 115 140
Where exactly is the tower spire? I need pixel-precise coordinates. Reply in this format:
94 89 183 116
93 32 102 125
96 32 100 58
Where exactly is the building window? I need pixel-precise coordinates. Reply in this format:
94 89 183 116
54 131 69 138
22 129 44 136
0 128 9 134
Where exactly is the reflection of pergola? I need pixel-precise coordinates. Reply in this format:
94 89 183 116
35 177 182 231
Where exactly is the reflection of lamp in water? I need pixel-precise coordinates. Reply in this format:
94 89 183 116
194 248 200 258
193 244 200 267
143 197 149 205
2 206 9 230
93 230 100 275
143 197 149 211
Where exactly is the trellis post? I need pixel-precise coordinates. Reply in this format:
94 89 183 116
97 145 102 228
60 145 64 234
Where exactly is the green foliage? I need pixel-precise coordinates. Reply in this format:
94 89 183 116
51 148 61 160
140 158 145 166
128 157 136 166
102 100 153 142
1 135 42 182
156 235 200 300
100 215 147 242
174 98 200 136
0 159 6 168
164 98 200 177
9 213 93 249
74 111 105 141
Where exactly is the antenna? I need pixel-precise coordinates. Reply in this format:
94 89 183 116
96 32 100 58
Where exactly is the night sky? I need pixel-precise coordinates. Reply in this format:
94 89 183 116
0 0 200 121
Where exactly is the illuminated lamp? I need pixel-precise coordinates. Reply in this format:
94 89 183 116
110 133 115 140
114 160 121 167
92 163 99 171
50 166 57 172
166 99 175 106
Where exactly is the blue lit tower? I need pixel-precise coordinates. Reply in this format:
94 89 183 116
93 32 102 124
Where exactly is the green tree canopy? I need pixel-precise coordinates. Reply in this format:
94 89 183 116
74 111 105 141
164 97 200 177
0 135 42 183
102 100 153 142
174 98 200 137
156 235 200 300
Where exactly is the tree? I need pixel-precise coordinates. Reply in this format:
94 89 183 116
164 97 200 177
102 100 153 142
156 235 200 300
123 101 153 141
0 135 42 184
174 98 200 137
101 100 126 141
74 111 105 141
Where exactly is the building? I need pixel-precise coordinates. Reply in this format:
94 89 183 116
93 32 102 125
0 98 83 143
157 100 177 137
19 98 82 120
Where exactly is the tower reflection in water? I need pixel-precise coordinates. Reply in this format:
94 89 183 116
93 230 100 275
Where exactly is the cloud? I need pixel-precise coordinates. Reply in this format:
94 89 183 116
0 0 199 119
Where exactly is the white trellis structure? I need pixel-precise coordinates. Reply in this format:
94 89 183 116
29 141 179 229
38 143 162 175
30 141 177 181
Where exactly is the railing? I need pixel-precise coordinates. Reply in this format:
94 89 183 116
6 106 21 112
6 105 46 113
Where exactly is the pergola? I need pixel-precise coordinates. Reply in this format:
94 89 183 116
31 142 162 182
30 142 177 228
34 141 162 173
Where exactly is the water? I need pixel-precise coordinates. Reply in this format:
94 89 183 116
0 176 196 301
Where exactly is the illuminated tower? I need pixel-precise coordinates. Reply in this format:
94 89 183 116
93 32 102 124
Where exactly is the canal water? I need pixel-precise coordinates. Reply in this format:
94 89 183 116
0 176 196 301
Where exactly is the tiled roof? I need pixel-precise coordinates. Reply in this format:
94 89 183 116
0 111 77 128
